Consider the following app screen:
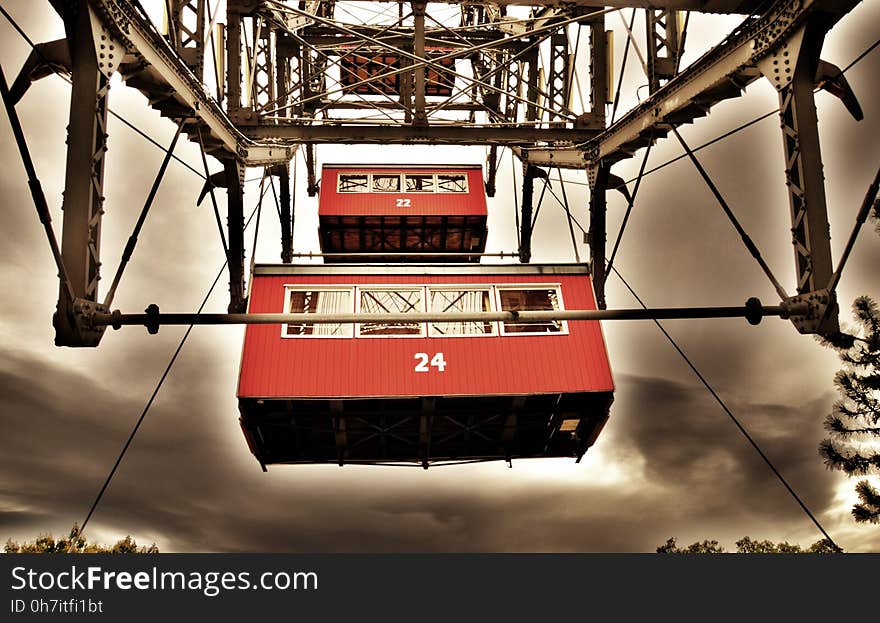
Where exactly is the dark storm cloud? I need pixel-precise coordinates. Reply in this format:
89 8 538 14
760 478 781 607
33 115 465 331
0 344 843 552
608 374 838 523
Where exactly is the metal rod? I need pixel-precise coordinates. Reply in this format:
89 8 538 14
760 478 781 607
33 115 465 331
607 134 653 275
826 162 880 294
103 121 184 308
0 64 76 303
96 302 802 329
557 167 580 263
671 125 790 301
196 127 230 258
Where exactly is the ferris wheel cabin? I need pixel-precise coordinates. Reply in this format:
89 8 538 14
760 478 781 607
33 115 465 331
237 165 614 468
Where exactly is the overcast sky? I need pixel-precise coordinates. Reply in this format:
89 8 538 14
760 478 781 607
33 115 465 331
1 1 879 553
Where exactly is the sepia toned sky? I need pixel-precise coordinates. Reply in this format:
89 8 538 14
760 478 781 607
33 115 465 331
1 1 879 552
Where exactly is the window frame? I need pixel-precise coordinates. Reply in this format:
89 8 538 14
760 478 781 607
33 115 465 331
426 285 498 338
370 173 403 193
404 173 438 193
281 285 356 339
355 285 428 338
277 283 571 339
495 283 569 337
336 173 370 193
336 172 470 194
435 173 469 193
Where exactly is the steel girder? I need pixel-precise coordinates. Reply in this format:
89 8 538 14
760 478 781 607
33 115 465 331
53 2 111 346
645 9 682 94
168 0 206 77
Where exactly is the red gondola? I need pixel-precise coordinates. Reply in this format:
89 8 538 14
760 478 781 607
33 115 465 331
237 165 614 468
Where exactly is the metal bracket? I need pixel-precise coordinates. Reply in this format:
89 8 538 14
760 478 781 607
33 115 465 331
87 4 127 77
756 25 806 92
54 297 109 347
783 288 837 335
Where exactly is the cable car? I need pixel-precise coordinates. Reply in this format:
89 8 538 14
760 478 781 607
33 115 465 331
237 165 614 469
318 164 488 262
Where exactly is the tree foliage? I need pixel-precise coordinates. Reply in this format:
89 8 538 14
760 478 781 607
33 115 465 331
657 536 837 554
819 296 880 524
5 524 158 554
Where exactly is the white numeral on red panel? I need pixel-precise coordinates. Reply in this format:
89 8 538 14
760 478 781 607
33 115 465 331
414 352 446 372
396 198 412 207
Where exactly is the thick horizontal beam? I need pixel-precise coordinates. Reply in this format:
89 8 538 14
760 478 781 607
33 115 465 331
245 124 600 145
95 300 805 330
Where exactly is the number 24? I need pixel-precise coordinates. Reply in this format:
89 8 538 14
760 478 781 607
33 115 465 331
414 352 446 372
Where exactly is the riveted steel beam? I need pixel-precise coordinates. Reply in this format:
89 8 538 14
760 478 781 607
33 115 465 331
53 3 110 347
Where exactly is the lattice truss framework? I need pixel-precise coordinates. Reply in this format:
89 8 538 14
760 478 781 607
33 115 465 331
2 0 867 346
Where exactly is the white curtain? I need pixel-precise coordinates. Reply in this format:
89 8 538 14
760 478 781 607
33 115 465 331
313 290 351 336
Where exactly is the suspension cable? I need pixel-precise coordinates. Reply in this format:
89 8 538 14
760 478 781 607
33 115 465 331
196 127 230 259
826 162 880 295
511 149 520 247
103 121 184 308
545 185 843 551
610 8 636 125
608 262 842 552
671 125 789 301
556 167 581 262
80 202 262 536
606 134 653 276
0 64 76 303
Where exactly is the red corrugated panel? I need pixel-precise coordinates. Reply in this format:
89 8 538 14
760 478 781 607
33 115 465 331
238 270 614 399
319 166 487 216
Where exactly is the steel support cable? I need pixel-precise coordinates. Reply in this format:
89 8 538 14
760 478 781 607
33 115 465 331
544 178 842 551
0 5 206 180
570 21 585 114
103 122 184 308
268 167 283 222
195 127 230 259
676 11 691 75
426 33 553 121
606 135 653 277
609 8 637 125
282 29 405 121
607 261 842 552
205 0 223 99
511 149 520 247
826 162 880 295
671 125 789 301
0 64 76 303
80 201 262 536
248 171 267 289
531 176 551 231
556 167 581 262
616 9 649 79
